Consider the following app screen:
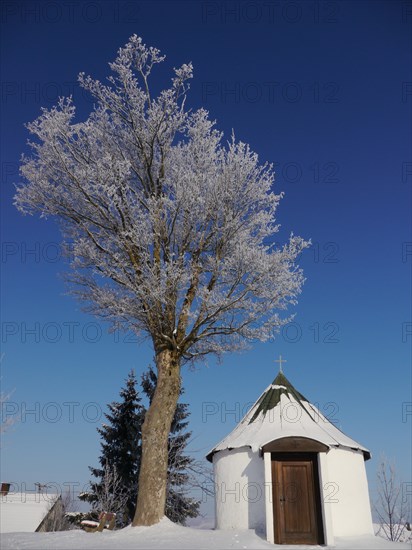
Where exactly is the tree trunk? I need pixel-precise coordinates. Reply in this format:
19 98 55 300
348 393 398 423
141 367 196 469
133 348 181 526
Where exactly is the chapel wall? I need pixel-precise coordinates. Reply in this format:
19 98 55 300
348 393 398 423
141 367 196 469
213 447 266 532
324 448 374 537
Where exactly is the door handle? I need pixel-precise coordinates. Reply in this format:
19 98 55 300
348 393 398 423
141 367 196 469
280 497 286 502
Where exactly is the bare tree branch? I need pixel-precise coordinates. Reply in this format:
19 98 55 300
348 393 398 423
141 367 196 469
374 455 411 542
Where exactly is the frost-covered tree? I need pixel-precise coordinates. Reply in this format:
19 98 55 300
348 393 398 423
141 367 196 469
14 35 309 525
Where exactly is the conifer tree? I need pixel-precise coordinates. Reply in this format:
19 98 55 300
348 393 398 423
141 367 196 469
79 370 144 526
81 368 200 526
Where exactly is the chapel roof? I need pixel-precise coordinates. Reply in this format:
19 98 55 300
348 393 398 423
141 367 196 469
206 371 371 462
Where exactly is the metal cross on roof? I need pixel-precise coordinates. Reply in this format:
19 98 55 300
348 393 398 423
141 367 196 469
275 354 287 374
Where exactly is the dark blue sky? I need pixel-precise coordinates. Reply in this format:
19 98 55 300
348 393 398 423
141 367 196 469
1 0 411 518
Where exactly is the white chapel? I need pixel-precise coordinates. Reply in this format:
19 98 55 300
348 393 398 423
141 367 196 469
206 361 374 545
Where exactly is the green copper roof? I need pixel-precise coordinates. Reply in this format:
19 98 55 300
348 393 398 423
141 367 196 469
248 371 311 424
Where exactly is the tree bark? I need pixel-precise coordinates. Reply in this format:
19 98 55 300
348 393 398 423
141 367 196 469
133 348 181 526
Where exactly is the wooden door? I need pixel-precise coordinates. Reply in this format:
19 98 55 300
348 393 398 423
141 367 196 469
272 454 323 545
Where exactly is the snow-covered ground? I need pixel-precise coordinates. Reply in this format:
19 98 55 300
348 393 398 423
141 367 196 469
1 517 411 550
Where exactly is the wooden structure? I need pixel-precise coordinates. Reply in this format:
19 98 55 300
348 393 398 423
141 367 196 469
80 512 116 533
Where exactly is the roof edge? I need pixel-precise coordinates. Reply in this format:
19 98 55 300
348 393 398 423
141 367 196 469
206 440 371 462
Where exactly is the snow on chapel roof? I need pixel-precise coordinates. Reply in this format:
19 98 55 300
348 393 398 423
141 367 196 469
206 371 370 462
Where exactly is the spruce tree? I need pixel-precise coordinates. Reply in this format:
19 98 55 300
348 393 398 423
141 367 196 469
81 368 200 527
141 367 200 524
79 370 144 526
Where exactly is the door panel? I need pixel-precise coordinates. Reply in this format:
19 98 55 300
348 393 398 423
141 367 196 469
272 455 322 545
